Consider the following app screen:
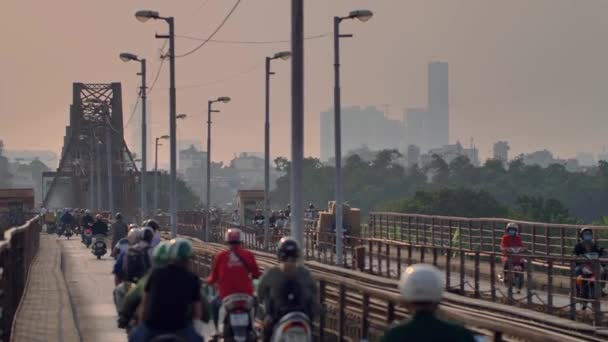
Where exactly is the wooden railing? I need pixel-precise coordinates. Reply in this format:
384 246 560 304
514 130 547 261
0 217 40 342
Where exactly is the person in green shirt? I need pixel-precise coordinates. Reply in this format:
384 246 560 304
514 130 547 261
381 264 477 342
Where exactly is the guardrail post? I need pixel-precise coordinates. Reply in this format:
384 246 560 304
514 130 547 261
319 280 326 341
559 228 565 257
377 240 382 275
396 246 402 276
420 246 425 264
507 254 514 304
385 243 390 277
593 260 602 325
407 244 413 266
338 284 346 341
407 216 412 243
387 301 395 324
474 251 480 298
547 259 553 314
433 247 438 267
445 249 452 289
431 217 435 247
491 221 496 253
490 254 496 302
493 331 503 342
544 226 550 255
526 256 533 306
399 216 404 241
531 226 536 255
569 261 576 320
448 219 453 249
415 216 420 245
468 220 473 251
361 293 369 340
459 250 465 294
479 222 484 252
368 240 373 274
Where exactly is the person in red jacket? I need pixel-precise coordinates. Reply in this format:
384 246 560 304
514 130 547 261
500 222 524 276
207 228 261 330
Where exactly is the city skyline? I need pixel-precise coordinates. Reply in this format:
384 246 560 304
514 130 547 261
1 1 607 164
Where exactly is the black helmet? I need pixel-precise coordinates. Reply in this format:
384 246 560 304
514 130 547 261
144 219 160 231
277 237 300 261
142 227 154 243
580 227 593 239
115 212 123 220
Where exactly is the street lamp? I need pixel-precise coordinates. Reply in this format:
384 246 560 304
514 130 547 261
264 51 291 248
206 96 231 241
333 9 373 266
135 9 178 238
154 135 170 215
176 113 187 120
120 51 148 221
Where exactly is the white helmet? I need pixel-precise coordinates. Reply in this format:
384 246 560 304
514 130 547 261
399 264 444 303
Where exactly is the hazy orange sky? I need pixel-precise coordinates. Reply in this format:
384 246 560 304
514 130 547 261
1 0 607 165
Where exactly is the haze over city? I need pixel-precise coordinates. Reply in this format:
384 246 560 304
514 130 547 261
1 0 607 164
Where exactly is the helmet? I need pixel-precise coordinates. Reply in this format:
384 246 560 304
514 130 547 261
143 219 160 231
115 212 123 220
399 264 444 303
85 209 90 215
141 227 154 243
128 223 139 230
127 228 141 245
152 241 171 267
506 222 518 232
169 238 193 261
95 214 102 220
277 237 300 261
580 227 593 239
225 228 242 244
308 203 315 209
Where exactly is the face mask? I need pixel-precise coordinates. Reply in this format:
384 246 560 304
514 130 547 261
508 230 516 236
583 233 593 241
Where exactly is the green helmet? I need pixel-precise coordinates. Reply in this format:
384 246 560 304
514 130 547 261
168 238 194 262
152 241 171 267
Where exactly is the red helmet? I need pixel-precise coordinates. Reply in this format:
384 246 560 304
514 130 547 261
225 228 242 244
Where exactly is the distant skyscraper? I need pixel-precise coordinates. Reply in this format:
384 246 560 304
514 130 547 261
403 62 449 153
320 106 404 162
493 141 510 162
427 62 449 148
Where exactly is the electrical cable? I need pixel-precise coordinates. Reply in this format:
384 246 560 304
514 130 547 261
175 32 329 45
175 0 243 58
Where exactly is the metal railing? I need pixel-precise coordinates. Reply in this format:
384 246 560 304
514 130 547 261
0 217 40 342
366 212 608 258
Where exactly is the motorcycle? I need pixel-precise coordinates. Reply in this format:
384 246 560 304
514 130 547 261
83 225 93 247
270 312 312 342
91 235 107 259
254 218 265 244
218 293 256 342
498 247 526 294
64 224 74 239
74 226 81 236
46 222 57 234
56 224 65 237
576 252 603 310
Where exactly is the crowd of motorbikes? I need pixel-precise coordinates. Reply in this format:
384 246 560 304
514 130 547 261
43 209 108 260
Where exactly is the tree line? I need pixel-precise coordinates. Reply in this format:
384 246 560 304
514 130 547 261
270 150 608 224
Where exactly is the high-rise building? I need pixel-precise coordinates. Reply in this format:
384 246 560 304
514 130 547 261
493 141 510 162
320 106 404 162
427 62 449 148
404 62 449 153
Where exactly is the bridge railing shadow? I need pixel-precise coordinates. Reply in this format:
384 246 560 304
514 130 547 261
0 217 40 342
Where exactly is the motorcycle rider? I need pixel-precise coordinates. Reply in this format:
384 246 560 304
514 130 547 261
253 209 265 226
111 213 129 250
500 222 525 279
112 224 139 259
130 238 204 342
381 264 476 342
91 214 109 236
119 240 172 332
60 208 76 230
573 227 607 295
257 237 318 342
142 219 161 247
81 210 95 243
207 228 261 331
284 204 291 218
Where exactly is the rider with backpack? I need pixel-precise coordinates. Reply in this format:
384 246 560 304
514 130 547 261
207 228 261 330
257 237 319 342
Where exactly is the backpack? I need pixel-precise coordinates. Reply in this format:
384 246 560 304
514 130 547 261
122 246 151 282
272 277 305 318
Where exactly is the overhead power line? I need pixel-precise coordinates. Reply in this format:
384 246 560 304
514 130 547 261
175 0 243 58
175 32 330 45
176 62 263 90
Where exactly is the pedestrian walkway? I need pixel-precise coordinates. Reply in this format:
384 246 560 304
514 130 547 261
11 233 80 342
